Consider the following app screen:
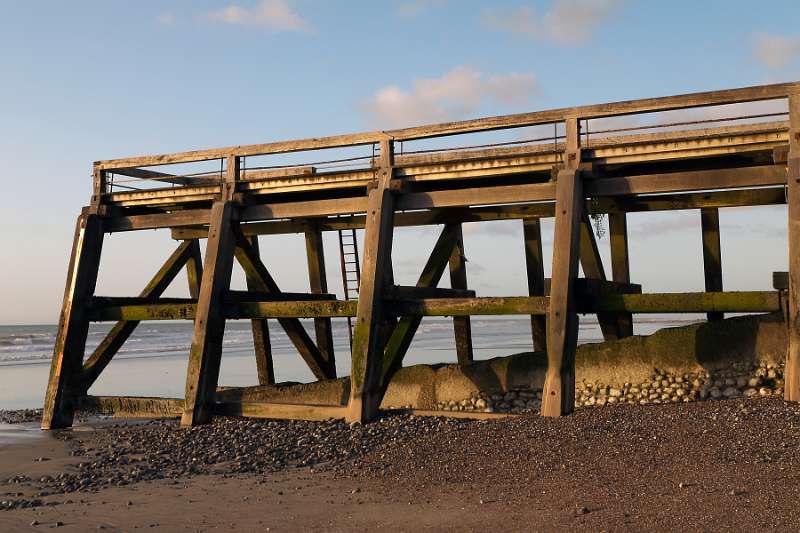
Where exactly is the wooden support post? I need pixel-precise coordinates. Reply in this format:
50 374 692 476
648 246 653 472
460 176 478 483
579 215 622 341
786 92 800 402
181 199 238 426
305 225 336 373
382 224 462 383
42 211 105 429
542 117 582 417
81 241 196 392
523 218 547 352
246 236 275 385
608 213 633 337
233 229 335 380
448 224 473 365
347 138 396 423
701 207 724 321
186 239 203 299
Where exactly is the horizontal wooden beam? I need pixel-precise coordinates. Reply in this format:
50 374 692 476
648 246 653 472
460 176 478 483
78 395 184 418
385 286 476 299
579 291 782 314
96 81 797 169
106 209 211 232
214 401 348 421
170 187 786 239
86 291 781 322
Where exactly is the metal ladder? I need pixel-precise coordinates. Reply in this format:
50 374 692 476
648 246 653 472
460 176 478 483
337 227 361 347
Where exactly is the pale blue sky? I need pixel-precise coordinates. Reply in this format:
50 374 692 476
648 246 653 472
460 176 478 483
1 0 799 324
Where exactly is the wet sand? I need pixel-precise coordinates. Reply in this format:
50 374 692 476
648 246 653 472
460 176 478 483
1 399 799 531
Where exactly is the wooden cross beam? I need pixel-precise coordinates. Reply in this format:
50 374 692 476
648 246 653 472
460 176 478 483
233 227 336 380
81 240 198 392
381 223 463 385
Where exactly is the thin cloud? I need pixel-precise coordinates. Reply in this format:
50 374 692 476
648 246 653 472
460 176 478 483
361 66 537 128
754 33 800 70
396 0 447 18
483 0 623 46
155 11 177 26
206 0 311 32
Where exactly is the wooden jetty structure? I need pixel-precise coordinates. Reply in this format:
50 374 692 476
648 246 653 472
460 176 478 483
42 81 800 429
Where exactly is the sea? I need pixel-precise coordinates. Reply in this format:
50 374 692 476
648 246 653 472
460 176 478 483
0 316 700 410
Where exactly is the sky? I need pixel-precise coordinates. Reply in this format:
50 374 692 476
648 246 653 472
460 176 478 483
1 0 799 325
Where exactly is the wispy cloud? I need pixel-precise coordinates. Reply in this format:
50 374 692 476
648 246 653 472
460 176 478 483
155 11 177 26
754 33 800 70
206 0 311 32
361 66 537 128
396 0 447 18
483 0 623 46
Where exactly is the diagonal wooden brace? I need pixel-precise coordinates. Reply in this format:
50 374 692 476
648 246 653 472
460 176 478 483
80 240 198 392
233 227 336 380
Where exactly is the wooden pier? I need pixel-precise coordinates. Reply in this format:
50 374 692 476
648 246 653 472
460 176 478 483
42 81 800 428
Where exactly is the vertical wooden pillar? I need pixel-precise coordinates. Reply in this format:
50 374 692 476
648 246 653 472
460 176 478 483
608 213 633 337
523 218 547 352
347 138 396 423
305 225 336 374
181 155 240 426
247 236 275 385
785 93 800 402
701 207 724 321
579 215 621 341
448 224 473 365
542 118 582 417
186 239 204 299
42 211 104 429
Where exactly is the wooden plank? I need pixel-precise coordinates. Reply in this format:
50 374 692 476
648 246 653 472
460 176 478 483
106 209 211 232
347 138 397 423
542 117 582 418
701 208 724 321
390 296 549 317
81 241 196 391
588 165 787 196
386 286 475 299
181 201 237 426
80 395 184 418
233 228 336 380
608 213 633 337
397 182 556 210
42 212 105 429
579 214 621 341
111 167 219 186
581 291 780 314
523 218 547 352
215 401 348 421
305 225 336 375
381 224 462 383
96 81 798 169
786 92 800 402
245 236 275 386
448 224 474 365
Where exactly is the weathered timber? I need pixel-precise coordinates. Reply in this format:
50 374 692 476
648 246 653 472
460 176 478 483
382 224 463 384
448 224 474 365
523 218 547 351
81 241 196 391
579 214 620 341
186 240 203 299
542 118 582 418
80 395 184 418
701 208 724 321
389 296 550 317
580 291 780 314
245 237 275 386
42 212 105 429
786 92 800 402
215 401 348 421
181 201 237 426
774 271 789 290
608 213 633 337
233 228 335 380
305 225 335 374
347 139 396 423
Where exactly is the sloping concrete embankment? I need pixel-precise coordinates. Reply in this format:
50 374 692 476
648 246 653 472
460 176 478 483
216 312 787 410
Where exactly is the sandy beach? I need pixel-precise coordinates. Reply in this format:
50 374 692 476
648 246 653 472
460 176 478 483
0 398 798 531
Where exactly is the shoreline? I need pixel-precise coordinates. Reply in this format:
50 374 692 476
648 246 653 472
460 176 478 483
0 398 798 530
